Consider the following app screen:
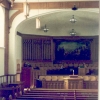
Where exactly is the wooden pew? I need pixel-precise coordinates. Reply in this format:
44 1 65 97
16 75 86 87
1 82 20 96
17 89 75 100
22 88 98 100
8 81 24 95
0 87 15 100
0 82 21 100
0 81 25 99
1 82 9 88
0 97 6 100
75 89 98 100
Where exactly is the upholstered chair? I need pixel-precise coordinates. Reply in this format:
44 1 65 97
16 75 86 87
45 76 51 81
52 76 58 81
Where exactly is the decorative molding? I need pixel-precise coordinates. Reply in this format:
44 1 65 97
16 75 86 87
0 47 5 49
8 0 15 7
9 3 23 28
9 10 23 28
0 0 10 9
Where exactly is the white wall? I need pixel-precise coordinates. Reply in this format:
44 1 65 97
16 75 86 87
0 6 5 47
0 47 4 76
0 6 5 76
9 13 24 74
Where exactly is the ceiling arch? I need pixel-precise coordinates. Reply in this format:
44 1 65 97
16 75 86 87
16 9 99 36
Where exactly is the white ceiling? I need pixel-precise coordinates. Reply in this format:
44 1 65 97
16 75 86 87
16 8 99 36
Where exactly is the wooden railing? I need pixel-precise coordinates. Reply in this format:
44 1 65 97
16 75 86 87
0 75 6 83
0 73 21 84
0 74 24 100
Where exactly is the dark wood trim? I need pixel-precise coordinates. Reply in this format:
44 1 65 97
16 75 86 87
16 72 21 74
17 32 99 39
17 31 53 39
10 3 23 10
0 0 10 9
9 10 23 28
17 31 22 36
4 8 9 75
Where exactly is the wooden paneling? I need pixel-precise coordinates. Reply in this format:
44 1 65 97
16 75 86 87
0 74 20 84
11 1 99 10
10 3 23 10
21 67 34 88
29 1 99 9
41 79 98 89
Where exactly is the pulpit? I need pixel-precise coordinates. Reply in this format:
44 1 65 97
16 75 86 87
64 75 83 89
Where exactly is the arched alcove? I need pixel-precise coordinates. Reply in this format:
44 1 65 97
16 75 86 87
9 8 99 74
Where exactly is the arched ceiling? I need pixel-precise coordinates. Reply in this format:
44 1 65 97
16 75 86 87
16 9 99 36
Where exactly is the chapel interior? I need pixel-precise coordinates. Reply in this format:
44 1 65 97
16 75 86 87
0 0 99 100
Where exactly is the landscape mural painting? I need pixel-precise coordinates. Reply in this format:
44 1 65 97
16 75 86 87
55 39 91 61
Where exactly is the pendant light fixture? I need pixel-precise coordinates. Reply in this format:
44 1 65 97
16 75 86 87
43 24 49 32
70 29 76 36
36 18 40 29
24 0 30 19
70 15 77 23
72 4 78 10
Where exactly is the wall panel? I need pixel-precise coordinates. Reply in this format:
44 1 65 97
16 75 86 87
43 39 51 60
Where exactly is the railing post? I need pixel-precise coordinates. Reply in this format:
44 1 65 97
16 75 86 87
13 75 15 82
6 74 8 83
3 76 4 82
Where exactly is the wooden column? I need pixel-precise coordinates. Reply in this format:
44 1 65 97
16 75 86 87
4 8 9 75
